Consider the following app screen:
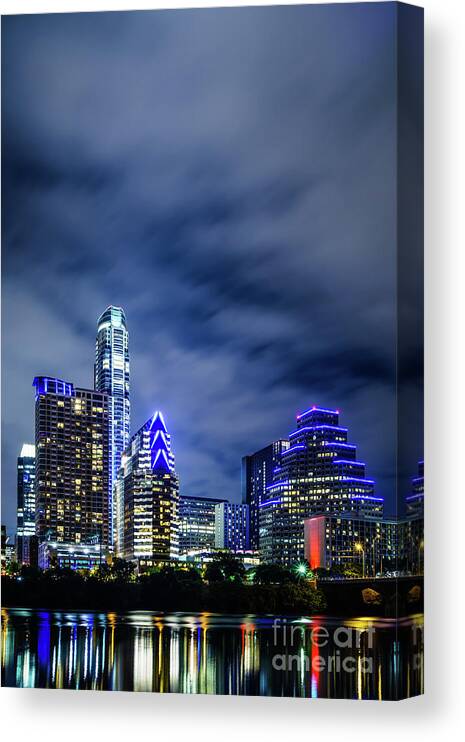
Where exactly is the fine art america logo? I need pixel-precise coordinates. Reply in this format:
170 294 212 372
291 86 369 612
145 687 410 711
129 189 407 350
271 619 423 675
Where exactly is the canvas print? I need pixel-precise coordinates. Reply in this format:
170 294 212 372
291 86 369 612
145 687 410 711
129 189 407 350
1 2 424 700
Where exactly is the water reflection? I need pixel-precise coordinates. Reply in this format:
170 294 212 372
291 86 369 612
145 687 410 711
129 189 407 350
1 609 423 699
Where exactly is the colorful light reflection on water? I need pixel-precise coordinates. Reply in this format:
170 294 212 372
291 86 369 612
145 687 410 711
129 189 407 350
1 609 423 699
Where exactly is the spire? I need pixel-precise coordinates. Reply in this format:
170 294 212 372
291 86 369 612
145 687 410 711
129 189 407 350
151 448 171 472
148 411 174 472
149 410 167 433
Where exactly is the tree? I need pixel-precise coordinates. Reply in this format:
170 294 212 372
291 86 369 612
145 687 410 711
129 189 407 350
110 558 135 581
204 552 245 582
5 560 20 576
253 563 298 585
19 564 42 581
204 561 224 582
312 567 329 579
93 562 112 581
330 562 363 579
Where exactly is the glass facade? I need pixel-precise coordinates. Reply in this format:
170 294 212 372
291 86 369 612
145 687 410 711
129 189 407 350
94 306 130 544
304 513 424 577
17 443 37 565
179 495 227 555
214 502 250 552
406 461 424 517
259 406 383 565
114 411 179 567
16 443 36 552
241 440 289 550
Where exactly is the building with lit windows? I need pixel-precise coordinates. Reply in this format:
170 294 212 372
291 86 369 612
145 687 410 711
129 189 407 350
179 548 261 570
1 525 16 573
241 439 289 550
179 495 227 555
16 443 37 565
304 513 424 576
214 502 250 552
33 376 111 550
114 411 179 568
406 460 424 517
259 406 383 565
38 539 103 570
94 306 130 542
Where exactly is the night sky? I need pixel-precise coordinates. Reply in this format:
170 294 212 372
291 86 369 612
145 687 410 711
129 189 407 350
1 3 423 534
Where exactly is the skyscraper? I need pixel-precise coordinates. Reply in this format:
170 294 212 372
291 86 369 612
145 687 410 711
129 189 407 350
241 440 289 550
94 306 130 542
33 376 111 548
214 502 250 552
179 495 227 555
16 443 37 565
259 406 382 565
406 460 424 517
114 411 179 568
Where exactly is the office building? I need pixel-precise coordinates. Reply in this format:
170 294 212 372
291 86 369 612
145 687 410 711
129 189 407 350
33 376 111 549
114 411 179 568
241 439 289 550
259 406 382 565
406 460 424 517
16 443 37 565
179 495 227 554
38 539 102 571
215 502 250 551
304 513 424 576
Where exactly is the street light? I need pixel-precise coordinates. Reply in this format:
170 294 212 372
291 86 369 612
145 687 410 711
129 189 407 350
355 542 365 578
295 562 309 578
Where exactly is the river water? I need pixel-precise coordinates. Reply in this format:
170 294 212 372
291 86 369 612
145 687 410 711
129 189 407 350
1 608 423 699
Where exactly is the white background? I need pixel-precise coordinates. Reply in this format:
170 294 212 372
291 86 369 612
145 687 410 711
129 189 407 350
0 0 464 739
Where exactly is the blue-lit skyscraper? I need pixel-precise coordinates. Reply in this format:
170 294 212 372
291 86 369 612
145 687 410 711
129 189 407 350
406 460 424 517
259 406 382 565
16 443 36 564
94 306 130 543
114 411 179 567
215 502 250 552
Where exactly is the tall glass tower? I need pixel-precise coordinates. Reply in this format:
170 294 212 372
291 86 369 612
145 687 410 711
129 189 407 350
94 306 130 543
17 443 36 564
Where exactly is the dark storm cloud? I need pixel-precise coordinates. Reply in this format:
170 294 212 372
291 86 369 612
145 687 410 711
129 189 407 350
1 4 422 532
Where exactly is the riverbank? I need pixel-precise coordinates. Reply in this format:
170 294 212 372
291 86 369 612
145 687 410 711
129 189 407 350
1 573 327 615
1 572 423 617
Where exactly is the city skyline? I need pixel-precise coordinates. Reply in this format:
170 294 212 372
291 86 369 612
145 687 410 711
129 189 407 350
2 5 423 534
2 301 422 534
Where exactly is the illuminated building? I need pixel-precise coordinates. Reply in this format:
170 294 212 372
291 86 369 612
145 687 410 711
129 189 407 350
179 495 227 555
114 411 179 568
33 376 111 549
214 502 250 552
38 539 102 570
16 443 37 565
1 525 15 573
304 513 424 576
94 306 130 542
179 548 261 570
406 460 424 517
259 406 382 565
241 440 289 550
